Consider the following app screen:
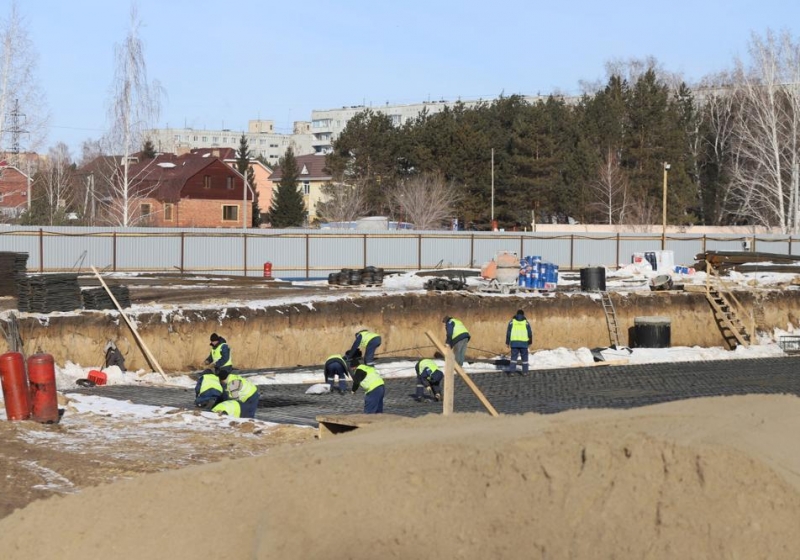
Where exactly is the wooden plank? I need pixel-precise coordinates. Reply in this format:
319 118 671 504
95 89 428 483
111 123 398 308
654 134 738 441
425 330 499 417
443 345 455 415
91 266 168 382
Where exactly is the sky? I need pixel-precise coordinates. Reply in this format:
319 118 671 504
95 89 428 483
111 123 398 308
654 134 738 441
14 0 800 156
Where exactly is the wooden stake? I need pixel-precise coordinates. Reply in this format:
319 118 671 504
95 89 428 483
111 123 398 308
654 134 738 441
91 266 168 382
443 344 455 415
425 330 499 417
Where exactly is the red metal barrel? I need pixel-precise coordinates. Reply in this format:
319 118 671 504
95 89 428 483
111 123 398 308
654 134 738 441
0 352 31 421
28 353 59 423
263 261 273 279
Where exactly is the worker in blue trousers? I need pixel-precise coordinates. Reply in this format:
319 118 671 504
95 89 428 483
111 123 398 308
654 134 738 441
505 309 533 376
414 358 443 402
219 371 260 418
350 358 385 414
347 329 382 366
323 354 350 394
194 372 224 409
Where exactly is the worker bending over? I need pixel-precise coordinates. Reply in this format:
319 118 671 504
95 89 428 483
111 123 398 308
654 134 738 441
350 358 385 414
347 329 381 366
414 358 443 402
323 354 350 394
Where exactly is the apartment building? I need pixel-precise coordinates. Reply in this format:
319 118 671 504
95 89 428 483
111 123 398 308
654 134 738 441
148 120 315 164
310 96 551 153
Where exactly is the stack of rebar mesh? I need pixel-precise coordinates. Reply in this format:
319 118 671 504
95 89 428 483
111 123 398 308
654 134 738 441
81 286 131 310
0 252 29 297
17 273 82 313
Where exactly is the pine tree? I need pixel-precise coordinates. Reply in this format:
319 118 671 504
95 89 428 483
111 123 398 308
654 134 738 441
142 139 157 159
268 147 306 227
236 134 261 227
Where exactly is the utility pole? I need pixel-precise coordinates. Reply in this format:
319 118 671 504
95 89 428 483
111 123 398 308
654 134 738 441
491 148 495 231
662 162 670 250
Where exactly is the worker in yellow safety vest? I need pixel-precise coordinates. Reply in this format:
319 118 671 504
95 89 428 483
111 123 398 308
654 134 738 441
203 333 233 377
212 399 241 417
350 359 385 414
219 372 259 419
443 316 471 366
414 358 443 402
505 309 532 376
194 372 223 409
347 329 382 366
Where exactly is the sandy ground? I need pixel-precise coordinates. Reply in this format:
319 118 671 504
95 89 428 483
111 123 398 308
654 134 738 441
1 394 800 559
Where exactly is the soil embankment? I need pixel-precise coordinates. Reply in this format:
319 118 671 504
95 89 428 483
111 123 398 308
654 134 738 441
5 288 799 372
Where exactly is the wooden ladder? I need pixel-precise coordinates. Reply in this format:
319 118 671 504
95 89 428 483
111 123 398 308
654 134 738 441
704 263 751 349
600 291 622 347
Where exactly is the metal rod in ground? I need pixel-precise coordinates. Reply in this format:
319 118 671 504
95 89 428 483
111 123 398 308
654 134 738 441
425 330 498 417
91 265 168 382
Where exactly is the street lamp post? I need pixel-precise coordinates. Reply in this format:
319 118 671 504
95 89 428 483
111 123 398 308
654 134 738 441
662 162 670 250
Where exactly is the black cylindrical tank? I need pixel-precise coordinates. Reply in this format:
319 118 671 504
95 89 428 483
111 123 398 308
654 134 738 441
580 267 606 292
634 316 671 348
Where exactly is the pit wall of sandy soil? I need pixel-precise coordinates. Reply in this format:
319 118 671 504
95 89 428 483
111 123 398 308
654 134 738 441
6 290 800 373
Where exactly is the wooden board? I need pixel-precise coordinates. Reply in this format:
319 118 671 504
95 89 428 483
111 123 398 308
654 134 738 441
316 413 404 438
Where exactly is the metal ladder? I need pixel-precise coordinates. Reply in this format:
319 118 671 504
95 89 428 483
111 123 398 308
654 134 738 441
705 263 751 349
600 291 621 347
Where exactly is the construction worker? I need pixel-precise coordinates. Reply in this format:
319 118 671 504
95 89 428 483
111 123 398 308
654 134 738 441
219 371 259 419
324 354 350 394
203 333 233 378
414 358 443 402
212 399 241 417
350 358 385 414
443 316 470 366
505 309 533 376
194 372 224 409
104 341 126 371
347 329 382 366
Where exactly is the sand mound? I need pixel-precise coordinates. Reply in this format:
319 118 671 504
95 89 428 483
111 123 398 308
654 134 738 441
2 395 800 559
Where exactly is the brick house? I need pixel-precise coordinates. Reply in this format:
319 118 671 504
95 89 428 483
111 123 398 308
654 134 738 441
77 153 251 228
190 148 274 222
268 153 331 223
0 163 30 220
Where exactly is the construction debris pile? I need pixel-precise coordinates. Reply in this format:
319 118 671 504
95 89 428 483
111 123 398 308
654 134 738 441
81 286 131 310
0 252 29 297
695 250 800 272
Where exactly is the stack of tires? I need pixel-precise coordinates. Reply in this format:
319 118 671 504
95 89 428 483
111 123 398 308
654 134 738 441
328 266 384 286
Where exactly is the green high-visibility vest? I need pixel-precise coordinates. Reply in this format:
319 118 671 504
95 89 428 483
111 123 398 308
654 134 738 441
356 364 384 393
449 319 469 338
417 359 439 376
212 400 241 417
510 319 529 343
224 374 258 402
210 343 233 367
198 373 223 395
358 331 380 350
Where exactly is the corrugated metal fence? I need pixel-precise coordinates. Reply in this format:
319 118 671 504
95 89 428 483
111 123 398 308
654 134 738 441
0 226 795 279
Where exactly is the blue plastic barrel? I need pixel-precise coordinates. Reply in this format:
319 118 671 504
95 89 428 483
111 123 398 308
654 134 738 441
528 257 540 288
518 257 527 286
538 262 548 289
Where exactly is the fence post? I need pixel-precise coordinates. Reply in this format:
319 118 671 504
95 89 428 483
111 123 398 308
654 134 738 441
519 235 524 259
615 233 620 270
570 234 574 271
180 231 185 274
305 234 310 279
38 228 43 273
112 231 117 272
470 234 475 267
790 236 794 255
418 234 422 270
752 236 757 253
702 235 706 254
363 234 367 269
243 233 248 277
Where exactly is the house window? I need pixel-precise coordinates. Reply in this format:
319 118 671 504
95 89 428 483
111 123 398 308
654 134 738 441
193 135 198 141
202 136 208 142
212 136 218 143
226 177 234 190
141 203 152 217
164 203 174 221
222 205 239 221
303 181 310 195
204 175 211 189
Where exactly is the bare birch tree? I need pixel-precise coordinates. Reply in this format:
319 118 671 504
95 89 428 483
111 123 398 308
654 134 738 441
0 1 47 156
729 30 800 233
316 179 369 224
590 148 629 224
33 142 74 225
391 173 460 230
99 3 163 227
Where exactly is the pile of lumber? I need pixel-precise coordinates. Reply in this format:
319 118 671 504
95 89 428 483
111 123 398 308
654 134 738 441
0 252 28 297
695 250 800 272
17 274 82 313
82 286 131 310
